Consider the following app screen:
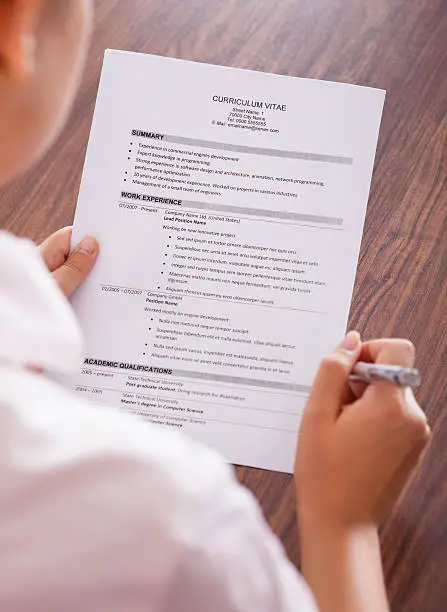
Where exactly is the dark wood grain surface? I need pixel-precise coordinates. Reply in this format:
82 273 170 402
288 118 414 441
1 1 446 609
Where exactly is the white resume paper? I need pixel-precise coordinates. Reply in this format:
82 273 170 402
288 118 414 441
69 50 385 472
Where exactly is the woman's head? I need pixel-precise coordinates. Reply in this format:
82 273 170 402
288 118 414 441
0 0 92 185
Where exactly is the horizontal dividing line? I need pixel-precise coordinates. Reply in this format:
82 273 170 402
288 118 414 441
127 405 298 434
82 358 311 392
101 284 327 315
118 200 344 231
164 133 354 165
180 199 343 226
231 216 344 231
165 367 310 392
77 385 302 416
81 368 309 398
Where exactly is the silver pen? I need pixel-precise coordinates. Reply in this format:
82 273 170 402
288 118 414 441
349 362 421 389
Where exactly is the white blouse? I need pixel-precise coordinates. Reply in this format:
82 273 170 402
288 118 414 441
0 231 317 612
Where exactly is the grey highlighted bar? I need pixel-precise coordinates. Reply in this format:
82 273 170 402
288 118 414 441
181 199 343 226
165 134 353 165
170 368 311 394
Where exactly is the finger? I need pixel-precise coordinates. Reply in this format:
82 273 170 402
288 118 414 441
26 365 44 375
387 420 431 493
402 387 429 425
39 226 72 271
308 331 362 420
375 430 430 522
349 379 368 400
359 338 415 368
340 380 370 414
364 376 428 437
52 236 99 297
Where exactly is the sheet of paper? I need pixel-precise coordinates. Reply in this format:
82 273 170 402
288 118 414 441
68 50 385 472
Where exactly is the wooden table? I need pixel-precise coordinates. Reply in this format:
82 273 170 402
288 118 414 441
1 0 446 609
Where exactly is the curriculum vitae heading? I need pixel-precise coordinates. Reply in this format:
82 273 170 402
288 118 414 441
212 95 287 111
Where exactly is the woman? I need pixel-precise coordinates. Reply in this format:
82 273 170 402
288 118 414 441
0 2 430 611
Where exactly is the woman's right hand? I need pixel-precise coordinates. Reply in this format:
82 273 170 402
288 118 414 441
295 332 430 529
295 333 430 612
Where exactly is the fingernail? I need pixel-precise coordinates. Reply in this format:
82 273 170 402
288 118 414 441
77 236 97 256
338 330 360 352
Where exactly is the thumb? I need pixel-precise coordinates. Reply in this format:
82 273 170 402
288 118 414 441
308 331 362 420
52 236 99 297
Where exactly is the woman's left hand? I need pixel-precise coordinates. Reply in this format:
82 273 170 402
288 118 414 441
39 226 99 297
